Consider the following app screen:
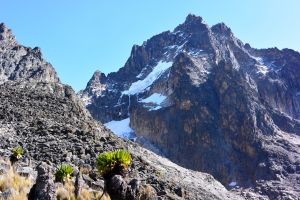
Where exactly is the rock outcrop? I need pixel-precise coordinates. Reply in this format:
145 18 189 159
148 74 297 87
81 14 300 199
0 22 243 200
33 162 56 200
0 23 59 84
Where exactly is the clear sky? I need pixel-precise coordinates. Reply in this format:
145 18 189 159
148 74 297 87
1 0 300 91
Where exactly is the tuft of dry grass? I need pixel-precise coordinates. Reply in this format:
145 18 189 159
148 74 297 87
78 188 93 200
56 180 110 200
77 187 110 200
56 186 76 200
0 160 33 200
56 180 76 200
79 166 91 175
93 190 110 200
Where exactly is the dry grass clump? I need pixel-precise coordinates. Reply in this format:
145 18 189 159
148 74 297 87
78 188 109 200
79 165 92 175
56 180 75 200
56 180 110 200
77 188 93 200
0 160 33 200
56 187 74 200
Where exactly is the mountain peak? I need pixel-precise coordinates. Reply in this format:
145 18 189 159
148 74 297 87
0 23 16 44
0 23 60 84
86 70 106 88
0 23 8 33
185 14 203 24
79 69 107 104
93 69 102 77
174 14 208 33
211 22 233 36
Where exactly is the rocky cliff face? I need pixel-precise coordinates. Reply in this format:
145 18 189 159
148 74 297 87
0 23 59 84
81 14 300 199
0 22 244 200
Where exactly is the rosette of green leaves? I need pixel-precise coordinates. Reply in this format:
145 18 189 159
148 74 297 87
55 164 74 183
96 150 131 177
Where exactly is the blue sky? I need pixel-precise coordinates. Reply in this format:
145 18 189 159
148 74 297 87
1 0 300 91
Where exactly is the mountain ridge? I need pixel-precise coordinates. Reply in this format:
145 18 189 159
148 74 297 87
80 14 300 199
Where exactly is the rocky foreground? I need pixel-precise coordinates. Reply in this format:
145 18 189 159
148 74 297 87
0 81 245 200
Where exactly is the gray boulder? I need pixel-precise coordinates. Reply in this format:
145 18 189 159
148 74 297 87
32 162 56 200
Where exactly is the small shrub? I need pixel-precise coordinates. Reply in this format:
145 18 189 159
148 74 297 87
96 150 131 178
114 150 131 167
55 164 74 183
11 146 23 159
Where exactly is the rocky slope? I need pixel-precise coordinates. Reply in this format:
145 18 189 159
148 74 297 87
80 14 300 199
0 23 244 199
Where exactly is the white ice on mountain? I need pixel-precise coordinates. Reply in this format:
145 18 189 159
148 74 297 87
104 118 134 139
80 95 92 105
256 64 269 75
139 93 167 111
251 56 278 76
228 181 238 187
122 61 173 95
140 93 166 104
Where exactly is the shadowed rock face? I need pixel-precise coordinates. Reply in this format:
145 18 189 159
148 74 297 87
81 14 300 199
0 22 243 200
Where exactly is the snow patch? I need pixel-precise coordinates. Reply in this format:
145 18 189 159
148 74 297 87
139 93 167 111
104 118 135 138
164 40 188 58
251 56 263 63
167 45 178 49
80 95 92 105
256 64 269 75
140 93 166 104
173 30 188 39
228 181 237 187
91 85 106 97
188 49 204 57
122 61 173 95
148 106 162 111
252 56 278 75
136 67 148 78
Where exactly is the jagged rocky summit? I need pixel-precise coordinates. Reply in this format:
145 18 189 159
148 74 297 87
0 22 244 199
80 14 300 199
0 23 59 84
